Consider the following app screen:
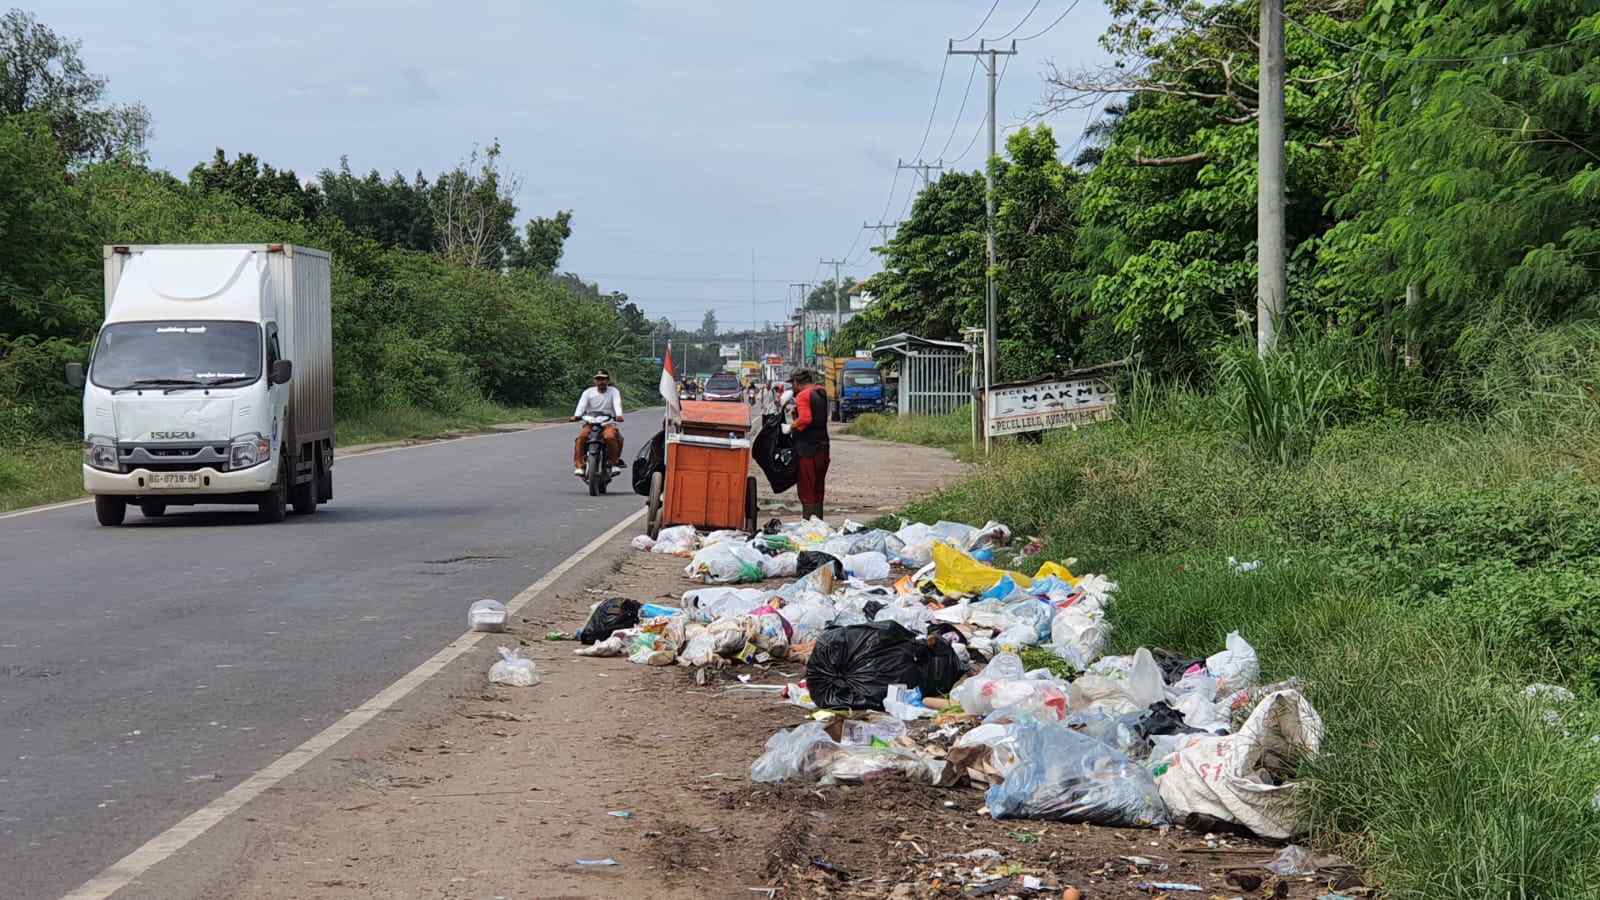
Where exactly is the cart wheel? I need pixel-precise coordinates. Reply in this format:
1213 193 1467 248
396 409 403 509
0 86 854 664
646 471 664 539
744 475 758 535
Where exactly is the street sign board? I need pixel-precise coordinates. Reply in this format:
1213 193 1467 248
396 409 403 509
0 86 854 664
985 375 1116 437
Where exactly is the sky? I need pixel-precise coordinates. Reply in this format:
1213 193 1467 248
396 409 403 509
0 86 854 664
43 0 1115 332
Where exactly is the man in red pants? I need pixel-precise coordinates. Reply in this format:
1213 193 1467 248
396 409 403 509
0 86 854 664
783 368 830 521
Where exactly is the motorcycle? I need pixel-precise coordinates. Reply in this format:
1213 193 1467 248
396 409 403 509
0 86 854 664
579 413 617 496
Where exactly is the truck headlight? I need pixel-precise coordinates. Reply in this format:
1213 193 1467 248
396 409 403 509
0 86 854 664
229 434 271 470
83 437 119 472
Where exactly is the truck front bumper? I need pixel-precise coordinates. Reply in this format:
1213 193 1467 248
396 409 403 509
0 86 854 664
84 462 276 496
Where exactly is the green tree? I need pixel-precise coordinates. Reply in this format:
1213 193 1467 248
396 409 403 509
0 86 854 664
189 148 323 222
700 308 719 339
805 277 857 311
430 139 520 269
505 209 572 274
317 159 436 252
0 9 149 162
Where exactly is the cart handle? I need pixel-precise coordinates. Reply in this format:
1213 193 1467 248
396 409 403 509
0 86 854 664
666 433 752 450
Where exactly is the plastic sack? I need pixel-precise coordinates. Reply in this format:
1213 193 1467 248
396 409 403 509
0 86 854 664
844 551 891 581
683 587 766 623
780 601 837 643
752 412 797 494
650 524 698 555
875 600 933 636
932 543 1032 597
678 630 718 666
1205 631 1260 696
1266 845 1316 876
631 428 666 496
685 541 767 583
629 534 655 551
930 520 980 549
1068 675 1145 718
467 598 508 632
488 647 539 687
1050 605 1110 670
806 621 960 710
1127 648 1167 708
578 598 641 645
796 551 845 579
884 684 934 720
985 721 1170 827
952 654 1069 719
760 552 799 578
1173 693 1230 733
1000 597 1055 643
1155 690 1323 839
574 634 626 657
751 721 833 783
970 521 1012 550
844 529 892 556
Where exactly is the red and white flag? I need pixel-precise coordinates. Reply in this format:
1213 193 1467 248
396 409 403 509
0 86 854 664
659 340 680 422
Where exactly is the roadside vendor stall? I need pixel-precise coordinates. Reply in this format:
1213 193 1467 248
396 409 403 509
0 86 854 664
646 400 758 538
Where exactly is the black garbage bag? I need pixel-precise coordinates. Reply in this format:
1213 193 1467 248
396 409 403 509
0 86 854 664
796 551 845 580
1151 648 1205 685
807 621 964 710
862 600 885 621
631 429 666 497
752 412 797 494
577 598 640 645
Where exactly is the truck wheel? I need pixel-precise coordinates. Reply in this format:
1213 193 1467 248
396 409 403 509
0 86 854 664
317 456 333 503
140 501 167 518
95 495 126 527
258 457 288 523
290 462 318 516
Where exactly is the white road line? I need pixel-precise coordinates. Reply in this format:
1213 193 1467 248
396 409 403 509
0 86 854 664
60 505 647 900
0 422 570 521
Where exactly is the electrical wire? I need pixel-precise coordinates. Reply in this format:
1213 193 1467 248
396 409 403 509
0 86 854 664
988 0 1042 40
1283 11 1593 64
955 0 1004 41
937 57 981 160
910 53 953 161
575 272 802 284
946 54 1012 165
1016 0 1082 42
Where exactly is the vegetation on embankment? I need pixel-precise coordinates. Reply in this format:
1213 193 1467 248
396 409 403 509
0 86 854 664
874 336 1600 899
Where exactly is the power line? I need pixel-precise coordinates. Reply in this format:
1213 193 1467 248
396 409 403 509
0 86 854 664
955 0 1004 41
947 54 1012 165
575 272 802 284
937 57 981 159
988 0 1043 40
1016 0 1083 42
910 53 953 161
1282 11 1593 64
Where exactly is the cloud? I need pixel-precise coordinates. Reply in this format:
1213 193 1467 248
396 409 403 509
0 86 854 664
791 54 933 95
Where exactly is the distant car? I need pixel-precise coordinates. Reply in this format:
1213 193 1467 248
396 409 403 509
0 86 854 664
702 372 743 402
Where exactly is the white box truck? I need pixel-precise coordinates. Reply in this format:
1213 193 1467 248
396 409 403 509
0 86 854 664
66 244 335 526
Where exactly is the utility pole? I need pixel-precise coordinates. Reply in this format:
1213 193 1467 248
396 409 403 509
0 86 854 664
1403 283 1420 369
819 258 846 353
896 157 944 190
790 282 811 364
949 38 1016 402
862 220 897 244
1257 0 1286 357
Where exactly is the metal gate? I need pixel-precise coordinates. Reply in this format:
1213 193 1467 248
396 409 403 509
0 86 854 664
872 333 977 417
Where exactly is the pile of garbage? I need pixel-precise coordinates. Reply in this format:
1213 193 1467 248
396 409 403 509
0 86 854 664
581 517 1325 841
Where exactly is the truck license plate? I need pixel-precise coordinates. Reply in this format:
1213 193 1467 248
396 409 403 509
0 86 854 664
147 472 203 490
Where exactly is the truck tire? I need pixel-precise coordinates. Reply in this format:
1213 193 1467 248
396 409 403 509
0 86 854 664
290 462 318 516
140 501 167 518
317 453 333 503
258 456 288 523
95 495 126 527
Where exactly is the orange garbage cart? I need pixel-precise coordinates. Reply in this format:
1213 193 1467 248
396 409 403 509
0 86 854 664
646 400 757 538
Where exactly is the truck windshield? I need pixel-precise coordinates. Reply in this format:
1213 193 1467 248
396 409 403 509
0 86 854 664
848 374 881 386
91 321 262 389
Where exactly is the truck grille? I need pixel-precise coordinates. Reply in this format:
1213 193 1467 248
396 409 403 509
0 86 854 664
119 443 230 473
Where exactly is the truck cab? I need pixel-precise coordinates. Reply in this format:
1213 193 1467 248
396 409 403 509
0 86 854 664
837 358 886 420
68 244 334 526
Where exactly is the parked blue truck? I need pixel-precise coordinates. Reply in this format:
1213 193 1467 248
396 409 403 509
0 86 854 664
824 356 887 420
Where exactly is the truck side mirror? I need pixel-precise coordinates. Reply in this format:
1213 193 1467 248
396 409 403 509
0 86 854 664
270 359 293 385
64 362 85 389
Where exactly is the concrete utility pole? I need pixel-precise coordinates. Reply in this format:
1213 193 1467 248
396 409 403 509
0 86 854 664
862 220 898 243
896 157 944 190
949 39 1016 399
1404 283 1421 368
790 282 811 364
819 258 846 351
1257 0 1286 357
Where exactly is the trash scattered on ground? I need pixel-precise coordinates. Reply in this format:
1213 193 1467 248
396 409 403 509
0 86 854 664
578 598 641 645
467 598 508 632
607 810 633 819
1228 556 1263 574
487 646 539 687
574 857 618 866
1136 882 1203 894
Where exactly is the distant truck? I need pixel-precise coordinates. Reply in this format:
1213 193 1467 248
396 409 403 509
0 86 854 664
822 356 886 421
67 244 335 526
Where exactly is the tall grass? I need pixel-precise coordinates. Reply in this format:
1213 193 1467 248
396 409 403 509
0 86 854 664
848 406 975 452
885 367 1600 896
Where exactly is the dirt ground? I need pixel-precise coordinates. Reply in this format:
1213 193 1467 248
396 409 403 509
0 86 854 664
116 433 1360 900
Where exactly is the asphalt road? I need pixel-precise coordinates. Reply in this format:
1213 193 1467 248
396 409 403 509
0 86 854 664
0 413 660 900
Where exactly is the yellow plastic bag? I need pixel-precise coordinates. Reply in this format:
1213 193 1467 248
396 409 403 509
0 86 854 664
932 543 1033 596
1031 560 1079 585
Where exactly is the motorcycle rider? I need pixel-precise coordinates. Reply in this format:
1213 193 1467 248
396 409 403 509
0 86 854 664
571 370 625 477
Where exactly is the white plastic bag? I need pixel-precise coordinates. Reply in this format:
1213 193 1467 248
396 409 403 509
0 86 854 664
1050 604 1110 668
985 721 1170 827
576 634 626 657
751 721 834 783
760 551 799 578
844 551 891 581
650 524 698 555
630 533 655 551
1127 647 1166 708
1155 689 1323 839
683 587 766 623
488 646 539 686
953 654 1069 718
884 684 934 720
685 541 768 583
780 601 837 643
467 598 508 632
1205 631 1260 696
